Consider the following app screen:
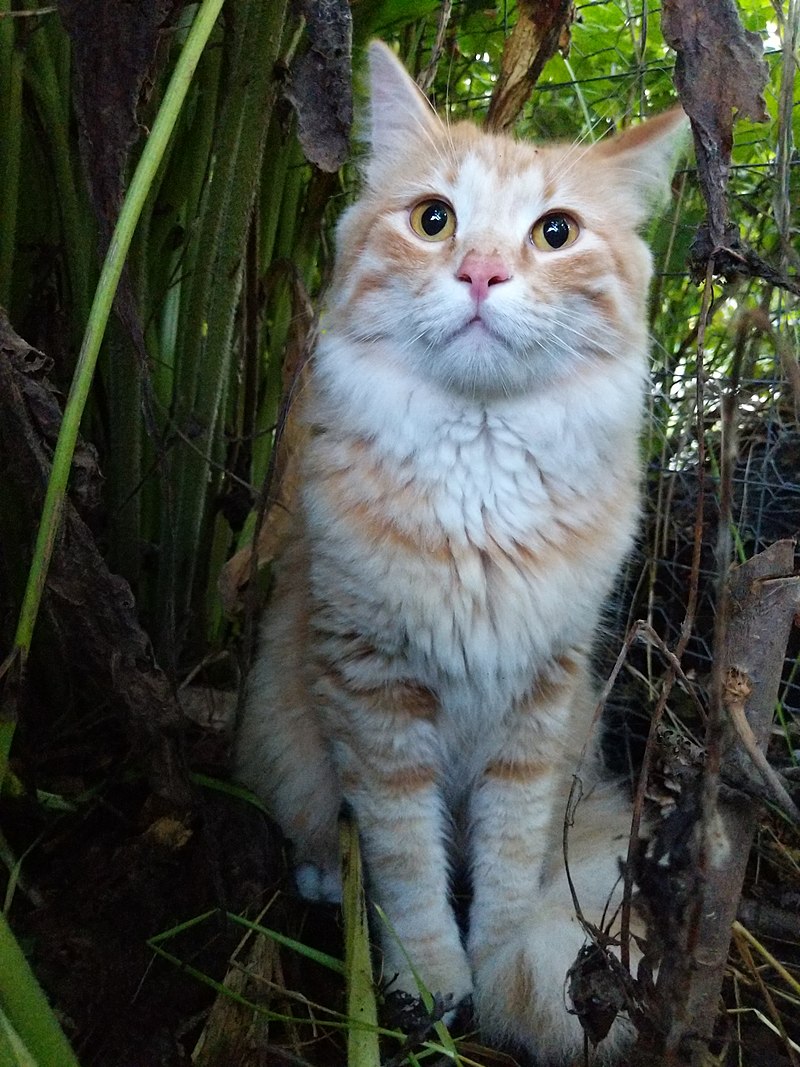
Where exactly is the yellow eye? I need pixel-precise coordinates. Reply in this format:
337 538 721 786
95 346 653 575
530 212 580 251
409 199 456 242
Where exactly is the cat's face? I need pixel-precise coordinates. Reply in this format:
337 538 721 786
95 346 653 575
328 43 686 401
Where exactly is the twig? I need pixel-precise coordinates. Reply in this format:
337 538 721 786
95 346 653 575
622 263 714 985
732 925 800 1067
688 227 800 296
723 666 800 824
732 921 800 1000
416 0 453 94
0 6 56 16
651 543 800 1064
737 898 800 947
634 622 708 725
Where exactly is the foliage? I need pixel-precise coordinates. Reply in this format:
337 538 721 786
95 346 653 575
2 0 796 663
0 909 82 1067
0 1 798 1065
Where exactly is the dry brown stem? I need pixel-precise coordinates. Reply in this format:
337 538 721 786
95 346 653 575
416 0 453 94
724 668 800 823
637 542 800 1066
218 267 314 618
0 312 191 807
486 0 575 132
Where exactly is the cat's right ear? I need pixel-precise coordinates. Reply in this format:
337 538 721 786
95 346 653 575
362 41 441 185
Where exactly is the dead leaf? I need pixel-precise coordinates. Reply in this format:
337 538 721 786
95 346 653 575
144 816 193 849
662 0 768 273
286 0 353 171
568 943 626 1045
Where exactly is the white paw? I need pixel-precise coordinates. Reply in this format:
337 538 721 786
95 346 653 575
294 861 343 903
381 936 474 1017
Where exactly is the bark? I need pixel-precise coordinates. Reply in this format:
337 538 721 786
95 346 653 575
286 0 353 172
486 0 574 132
633 541 800 1065
0 312 190 807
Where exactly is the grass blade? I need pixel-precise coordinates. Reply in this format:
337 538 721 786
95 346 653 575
0 1 23 309
0 911 81 1067
341 817 381 1066
2 0 225 791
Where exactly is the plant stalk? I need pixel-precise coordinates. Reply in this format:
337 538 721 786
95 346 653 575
3 0 226 789
0 910 82 1067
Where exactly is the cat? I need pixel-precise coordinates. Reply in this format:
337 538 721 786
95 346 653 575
237 39 686 1064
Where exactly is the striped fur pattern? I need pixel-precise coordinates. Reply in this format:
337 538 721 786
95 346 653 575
238 42 685 1064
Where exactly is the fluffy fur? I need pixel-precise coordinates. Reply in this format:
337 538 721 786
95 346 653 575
238 41 685 1064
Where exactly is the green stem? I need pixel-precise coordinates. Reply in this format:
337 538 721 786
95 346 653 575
341 819 380 1067
0 910 81 1067
24 12 93 332
0 6 23 308
161 0 288 655
4 0 226 787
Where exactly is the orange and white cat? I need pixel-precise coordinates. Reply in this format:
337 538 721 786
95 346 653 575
238 41 685 1064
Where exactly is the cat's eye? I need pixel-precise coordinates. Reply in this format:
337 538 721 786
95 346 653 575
530 212 580 251
409 199 456 241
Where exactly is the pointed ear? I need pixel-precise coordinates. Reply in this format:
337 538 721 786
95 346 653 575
361 41 442 186
591 107 689 221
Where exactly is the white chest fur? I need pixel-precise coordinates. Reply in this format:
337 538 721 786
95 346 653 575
304 337 643 707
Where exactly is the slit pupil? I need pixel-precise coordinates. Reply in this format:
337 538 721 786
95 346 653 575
422 203 448 236
543 216 570 247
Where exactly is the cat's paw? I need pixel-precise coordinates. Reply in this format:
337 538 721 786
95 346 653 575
383 988 474 1035
381 939 474 1025
294 861 343 903
470 907 635 1065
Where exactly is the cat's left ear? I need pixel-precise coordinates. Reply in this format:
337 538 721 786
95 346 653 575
361 41 443 187
591 107 689 221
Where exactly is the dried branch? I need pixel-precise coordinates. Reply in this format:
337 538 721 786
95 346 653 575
724 670 800 823
738 898 800 943
0 313 191 807
687 230 800 295
637 542 800 1066
486 0 575 132
416 0 453 94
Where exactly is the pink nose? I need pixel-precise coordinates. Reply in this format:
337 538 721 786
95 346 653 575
457 252 511 303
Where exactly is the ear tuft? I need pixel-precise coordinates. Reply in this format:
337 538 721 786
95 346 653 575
362 41 441 186
593 107 689 219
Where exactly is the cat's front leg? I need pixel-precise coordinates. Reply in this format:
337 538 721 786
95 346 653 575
316 668 473 1009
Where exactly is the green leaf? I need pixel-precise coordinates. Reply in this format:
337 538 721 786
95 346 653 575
340 818 380 1067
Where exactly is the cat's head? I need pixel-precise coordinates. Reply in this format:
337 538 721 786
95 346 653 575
328 41 686 401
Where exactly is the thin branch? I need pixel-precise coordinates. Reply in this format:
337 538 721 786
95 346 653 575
0 6 57 16
732 925 800 1067
723 665 800 824
416 0 453 94
656 543 800 1063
